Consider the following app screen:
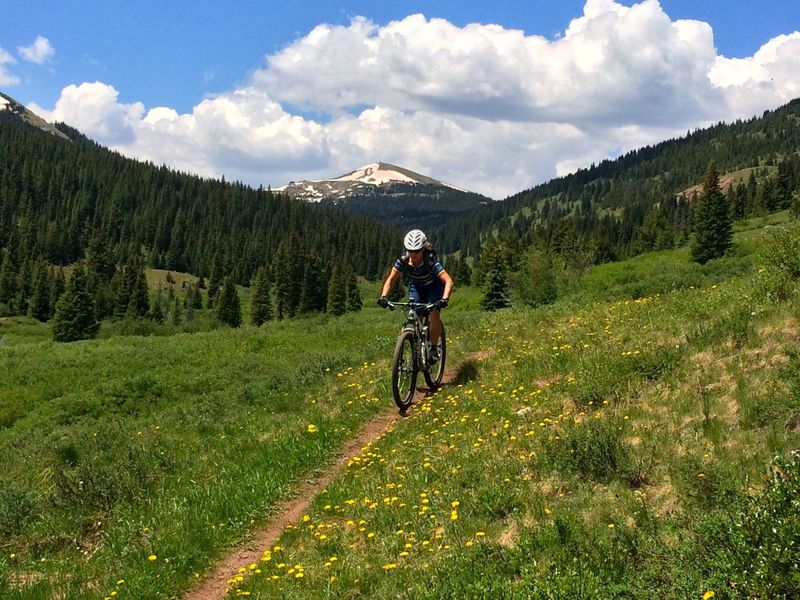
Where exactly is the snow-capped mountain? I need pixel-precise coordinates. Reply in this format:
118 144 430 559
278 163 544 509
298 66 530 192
274 162 492 229
274 162 469 202
0 92 69 140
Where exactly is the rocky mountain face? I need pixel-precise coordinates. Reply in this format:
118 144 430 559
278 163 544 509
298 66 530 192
274 162 471 202
275 162 492 229
0 92 69 140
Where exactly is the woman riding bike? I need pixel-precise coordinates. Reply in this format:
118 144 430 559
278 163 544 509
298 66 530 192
378 229 453 362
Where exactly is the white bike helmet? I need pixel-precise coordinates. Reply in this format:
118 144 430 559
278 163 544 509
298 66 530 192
403 229 427 251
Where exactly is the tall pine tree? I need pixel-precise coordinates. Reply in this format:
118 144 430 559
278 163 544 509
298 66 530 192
691 162 733 264
250 267 273 325
326 264 347 316
346 270 362 312
52 265 99 342
216 275 242 327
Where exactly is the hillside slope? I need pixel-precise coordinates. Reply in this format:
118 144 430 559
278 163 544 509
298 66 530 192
2 219 798 599
432 98 800 257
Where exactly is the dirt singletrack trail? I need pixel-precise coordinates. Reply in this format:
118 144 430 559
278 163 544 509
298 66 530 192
184 352 488 600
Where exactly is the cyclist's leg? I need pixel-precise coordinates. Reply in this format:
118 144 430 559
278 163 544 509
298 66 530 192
419 279 445 345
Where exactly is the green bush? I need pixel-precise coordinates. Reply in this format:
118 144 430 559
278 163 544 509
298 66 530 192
757 223 800 301
696 452 800 598
544 417 630 483
0 483 36 537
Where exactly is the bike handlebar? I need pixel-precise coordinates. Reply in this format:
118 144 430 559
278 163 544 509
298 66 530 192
386 300 437 312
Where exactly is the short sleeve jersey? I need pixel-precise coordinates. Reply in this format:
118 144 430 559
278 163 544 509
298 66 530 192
393 249 444 287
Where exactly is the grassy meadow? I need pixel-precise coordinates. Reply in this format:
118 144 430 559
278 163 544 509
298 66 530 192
2 218 800 599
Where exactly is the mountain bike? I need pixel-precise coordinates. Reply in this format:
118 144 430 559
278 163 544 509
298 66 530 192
386 300 447 412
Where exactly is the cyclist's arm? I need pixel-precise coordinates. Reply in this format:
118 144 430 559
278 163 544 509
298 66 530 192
438 269 454 301
380 267 402 298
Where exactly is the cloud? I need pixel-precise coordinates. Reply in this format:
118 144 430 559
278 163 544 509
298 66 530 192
0 46 20 86
29 1 800 198
31 82 143 145
18 36 55 65
252 2 723 128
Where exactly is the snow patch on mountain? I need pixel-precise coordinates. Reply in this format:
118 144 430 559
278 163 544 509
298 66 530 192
274 162 469 201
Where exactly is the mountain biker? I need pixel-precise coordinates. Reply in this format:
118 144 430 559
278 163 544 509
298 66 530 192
377 229 453 362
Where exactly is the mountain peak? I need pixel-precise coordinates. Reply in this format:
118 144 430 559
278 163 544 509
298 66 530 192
275 162 468 201
0 92 70 140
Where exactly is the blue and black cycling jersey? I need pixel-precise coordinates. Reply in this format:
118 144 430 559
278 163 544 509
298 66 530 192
393 249 445 305
393 250 443 286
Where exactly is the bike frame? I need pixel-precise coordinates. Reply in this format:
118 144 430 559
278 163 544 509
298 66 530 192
387 300 436 372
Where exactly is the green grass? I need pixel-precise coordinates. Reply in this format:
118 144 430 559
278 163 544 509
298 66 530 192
0 316 51 347
0 300 478 599
4 227 800 599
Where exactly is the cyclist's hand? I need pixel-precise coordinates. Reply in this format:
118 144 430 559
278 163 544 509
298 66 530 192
377 296 390 309
435 298 449 310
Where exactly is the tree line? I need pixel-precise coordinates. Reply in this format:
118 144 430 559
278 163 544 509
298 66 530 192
432 98 800 262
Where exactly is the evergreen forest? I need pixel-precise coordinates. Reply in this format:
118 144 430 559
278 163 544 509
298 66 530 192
1 97 800 338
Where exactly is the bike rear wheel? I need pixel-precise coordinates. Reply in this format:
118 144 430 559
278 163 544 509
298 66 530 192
423 322 446 390
392 329 418 411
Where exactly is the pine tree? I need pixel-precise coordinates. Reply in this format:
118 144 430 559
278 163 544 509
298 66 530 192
29 260 51 322
171 297 182 326
0 249 18 309
480 263 511 311
299 254 327 314
207 260 222 309
346 270 362 312
49 267 66 319
326 264 347 316
52 265 99 342
250 267 273 325
149 285 165 324
691 162 733 264
127 262 150 318
216 275 242 327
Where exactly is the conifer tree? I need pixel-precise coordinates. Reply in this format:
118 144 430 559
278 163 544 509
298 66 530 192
299 254 327 314
346 270 362 312
326 264 347 316
49 267 66 319
14 258 33 315
149 285 164 324
207 260 222 309
29 260 51 322
216 275 242 327
691 162 733 264
171 297 182 326
52 265 99 342
480 264 511 311
250 267 273 325
127 262 150 318
0 249 18 309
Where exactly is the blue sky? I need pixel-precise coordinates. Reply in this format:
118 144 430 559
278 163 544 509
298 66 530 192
2 1 799 197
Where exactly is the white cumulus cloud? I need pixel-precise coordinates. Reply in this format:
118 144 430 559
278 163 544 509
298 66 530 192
18 36 55 65
0 46 20 86
28 1 800 198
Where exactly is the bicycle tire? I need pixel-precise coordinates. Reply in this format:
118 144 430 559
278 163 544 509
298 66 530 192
423 322 446 390
392 329 418 410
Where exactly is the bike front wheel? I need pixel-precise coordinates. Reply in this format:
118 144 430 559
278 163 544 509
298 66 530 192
392 329 418 411
424 322 446 390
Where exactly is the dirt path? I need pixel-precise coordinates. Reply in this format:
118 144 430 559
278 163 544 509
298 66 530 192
184 354 486 600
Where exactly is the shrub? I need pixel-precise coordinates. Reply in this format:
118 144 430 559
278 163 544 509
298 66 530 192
545 417 630 483
0 483 36 537
696 452 800 598
757 222 800 301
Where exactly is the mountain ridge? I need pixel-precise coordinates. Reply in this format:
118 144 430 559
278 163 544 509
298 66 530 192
0 91 69 140
274 161 471 201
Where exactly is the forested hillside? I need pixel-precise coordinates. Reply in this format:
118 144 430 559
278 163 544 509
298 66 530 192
0 118 399 322
433 98 800 261
319 182 490 230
